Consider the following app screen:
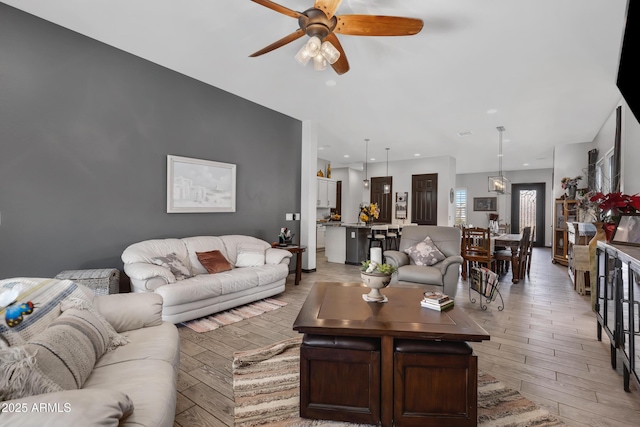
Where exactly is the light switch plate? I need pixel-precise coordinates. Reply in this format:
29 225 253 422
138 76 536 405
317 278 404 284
285 213 293 221
294 213 301 220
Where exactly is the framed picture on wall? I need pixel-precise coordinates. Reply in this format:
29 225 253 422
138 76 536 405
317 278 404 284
611 214 640 247
167 155 236 213
473 197 497 212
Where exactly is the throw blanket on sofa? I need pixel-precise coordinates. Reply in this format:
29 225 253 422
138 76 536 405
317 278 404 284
0 277 93 346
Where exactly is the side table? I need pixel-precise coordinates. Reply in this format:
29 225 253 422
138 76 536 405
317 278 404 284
272 243 306 286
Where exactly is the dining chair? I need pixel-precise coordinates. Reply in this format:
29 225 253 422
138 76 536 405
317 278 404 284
461 227 496 280
495 226 532 280
525 225 535 277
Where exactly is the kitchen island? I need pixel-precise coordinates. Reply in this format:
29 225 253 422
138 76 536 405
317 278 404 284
325 223 377 265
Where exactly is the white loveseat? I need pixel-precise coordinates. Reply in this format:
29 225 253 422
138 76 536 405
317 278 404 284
0 277 179 427
121 235 292 323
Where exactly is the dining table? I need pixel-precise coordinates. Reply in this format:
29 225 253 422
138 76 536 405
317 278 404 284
493 233 524 284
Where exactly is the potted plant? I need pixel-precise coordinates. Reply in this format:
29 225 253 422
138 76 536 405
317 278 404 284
588 191 640 240
360 260 398 302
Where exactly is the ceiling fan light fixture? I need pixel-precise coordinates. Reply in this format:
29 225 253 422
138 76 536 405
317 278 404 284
313 53 327 70
320 41 340 64
295 36 322 66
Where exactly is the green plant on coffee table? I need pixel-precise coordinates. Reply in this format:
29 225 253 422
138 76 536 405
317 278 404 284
361 260 397 275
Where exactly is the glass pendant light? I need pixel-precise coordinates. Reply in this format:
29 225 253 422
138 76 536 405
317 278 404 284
488 126 511 194
383 148 390 194
363 139 370 189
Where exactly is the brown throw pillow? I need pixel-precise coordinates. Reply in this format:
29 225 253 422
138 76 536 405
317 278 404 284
197 250 232 274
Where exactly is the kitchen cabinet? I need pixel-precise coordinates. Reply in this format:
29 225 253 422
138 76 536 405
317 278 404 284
553 199 577 266
317 178 337 208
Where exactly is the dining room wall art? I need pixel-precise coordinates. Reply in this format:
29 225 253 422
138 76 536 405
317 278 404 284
167 155 236 213
473 197 497 212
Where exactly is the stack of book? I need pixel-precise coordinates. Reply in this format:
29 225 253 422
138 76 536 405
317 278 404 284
420 291 454 311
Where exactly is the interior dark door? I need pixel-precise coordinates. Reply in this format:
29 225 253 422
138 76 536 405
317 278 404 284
371 177 392 223
411 173 438 225
511 183 545 247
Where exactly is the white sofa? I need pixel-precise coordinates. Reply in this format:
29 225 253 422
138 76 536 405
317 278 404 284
121 235 292 323
0 277 179 427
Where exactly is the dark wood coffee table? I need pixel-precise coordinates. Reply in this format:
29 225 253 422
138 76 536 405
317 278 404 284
293 282 490 427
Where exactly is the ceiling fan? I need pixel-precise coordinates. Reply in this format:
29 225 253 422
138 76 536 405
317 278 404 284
249 0 424 75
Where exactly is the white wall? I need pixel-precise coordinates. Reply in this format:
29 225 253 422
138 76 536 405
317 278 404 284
364 155 457 225
553 142 593 199
456 168 553 246
621 98 640 194
333 156 456 226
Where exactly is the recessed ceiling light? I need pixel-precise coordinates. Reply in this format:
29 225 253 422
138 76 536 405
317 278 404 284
318 146 324 150
503 138 510 143
414 153 421 157
457 131 473 137
486 109 498 114
523 163 530 166
370 158 376 161
343 154 350 158
326 80 336 87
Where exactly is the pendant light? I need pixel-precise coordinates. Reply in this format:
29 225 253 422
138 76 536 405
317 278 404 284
383 148 391 194
488 126 511 194
363 139 370 189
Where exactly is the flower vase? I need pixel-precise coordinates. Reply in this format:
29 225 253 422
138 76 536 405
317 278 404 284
567 186 577 200
361 272 392 302
602 222 616 242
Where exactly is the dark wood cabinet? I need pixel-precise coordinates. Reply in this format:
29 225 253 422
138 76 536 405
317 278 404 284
596 242 640 392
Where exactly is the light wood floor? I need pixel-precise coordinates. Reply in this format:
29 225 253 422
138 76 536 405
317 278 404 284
174 248 640 426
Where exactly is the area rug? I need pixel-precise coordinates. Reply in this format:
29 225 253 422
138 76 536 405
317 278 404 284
232 337 565 427
180 298 288 333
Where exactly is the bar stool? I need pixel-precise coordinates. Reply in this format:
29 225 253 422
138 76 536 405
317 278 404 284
386 225 400 250
367 225 387 259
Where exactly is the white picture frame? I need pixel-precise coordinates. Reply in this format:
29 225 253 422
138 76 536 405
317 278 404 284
167 155 236 213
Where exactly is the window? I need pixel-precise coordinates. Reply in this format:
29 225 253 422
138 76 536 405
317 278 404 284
596 148 614 193
455 188 467 225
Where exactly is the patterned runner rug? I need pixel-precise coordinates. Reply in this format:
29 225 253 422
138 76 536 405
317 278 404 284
180 298 288 333
232 337 565 427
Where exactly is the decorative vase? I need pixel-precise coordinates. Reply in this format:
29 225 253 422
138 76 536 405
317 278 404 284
589 222 607 311
602 222 617 242
361 272 392 302
567 186 577 200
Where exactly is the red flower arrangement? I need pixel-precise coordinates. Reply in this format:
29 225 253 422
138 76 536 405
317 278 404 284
588 192 640 240
589 192 640 219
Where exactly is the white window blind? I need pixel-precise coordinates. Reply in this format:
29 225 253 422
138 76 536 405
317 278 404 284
455 188 467 225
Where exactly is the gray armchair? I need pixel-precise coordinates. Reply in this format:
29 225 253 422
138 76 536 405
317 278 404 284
384 225 463 297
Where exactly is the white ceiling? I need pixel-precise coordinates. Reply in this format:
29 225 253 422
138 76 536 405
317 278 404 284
5 0 629 173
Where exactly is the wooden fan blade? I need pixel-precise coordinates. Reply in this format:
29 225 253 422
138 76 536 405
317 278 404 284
335 15 423 36
325 33 349 75
251 0 302 19
314 0 342 19
249 29 306 57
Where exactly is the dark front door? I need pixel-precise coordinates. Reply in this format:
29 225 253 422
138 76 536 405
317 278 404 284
371 176 392 223
411 173 438 225
511 183 545 247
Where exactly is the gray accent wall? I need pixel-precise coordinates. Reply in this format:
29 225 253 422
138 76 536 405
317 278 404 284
0 4 302 279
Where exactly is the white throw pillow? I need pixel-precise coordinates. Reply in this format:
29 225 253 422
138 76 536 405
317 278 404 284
235 244 266 267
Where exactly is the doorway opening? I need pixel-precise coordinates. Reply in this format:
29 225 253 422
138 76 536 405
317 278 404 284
511 183 545 247
411 173 438 225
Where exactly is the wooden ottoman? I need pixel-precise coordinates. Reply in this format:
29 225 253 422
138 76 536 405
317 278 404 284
394 339 477 427
300 334 381 424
